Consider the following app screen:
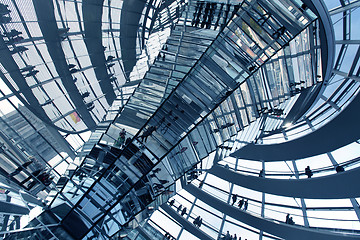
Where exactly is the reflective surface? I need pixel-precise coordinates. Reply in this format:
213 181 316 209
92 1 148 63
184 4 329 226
2 0 360 239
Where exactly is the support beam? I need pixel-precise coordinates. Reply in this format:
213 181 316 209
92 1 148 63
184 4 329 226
329 0 360 15
83 0 116 105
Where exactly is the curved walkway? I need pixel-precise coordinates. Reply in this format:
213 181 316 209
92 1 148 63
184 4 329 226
231 92 360 161
161 203 213 240
209 165 360 199
185 184 360 240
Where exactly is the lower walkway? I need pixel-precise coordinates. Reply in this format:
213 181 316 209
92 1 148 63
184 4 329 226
209 164 360 199
185 183 360 240
161 203 213 240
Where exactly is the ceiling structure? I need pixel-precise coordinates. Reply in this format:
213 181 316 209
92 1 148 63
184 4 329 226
0 0 360 239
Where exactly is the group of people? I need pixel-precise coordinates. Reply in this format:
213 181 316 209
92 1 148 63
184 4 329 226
232 194 248 211
285 214 295 225
169 200 188 217
191 1 239 30
192 1 218 29
238 198 248 211
221 231 245 240
157 107 184 135
26 171 53 190
169 199 202 227
163 232 175 240
306 165 345 177
7 158 53 190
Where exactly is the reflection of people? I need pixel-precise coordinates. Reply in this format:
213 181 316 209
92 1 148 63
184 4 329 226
159 179 169 184
139 126 156 142
175 147 187 155
161 122 171 134
27 171 53 190
115 129 126 147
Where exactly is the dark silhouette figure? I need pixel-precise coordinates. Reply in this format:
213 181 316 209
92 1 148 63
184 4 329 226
198 218 202 227
181 207 187 216
177 204 182 212
106 55 115 61
305 166 313 178
70 68 79 74
159 179 169 185
193 216 201 227
68 64 76 69
169 199 175 206
238 198 244 209
232 194 238 205
3 29 22 38
81 92 90 98
336 165 344 173
243 199 248 211
161 122 171 134
175 147 187 155
285 213 290 224
21 169 41 185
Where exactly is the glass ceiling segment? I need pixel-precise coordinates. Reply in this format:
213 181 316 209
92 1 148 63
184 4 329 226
0 0 133 135
262 0 360 146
